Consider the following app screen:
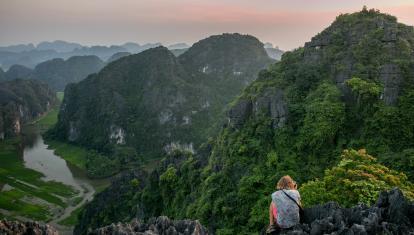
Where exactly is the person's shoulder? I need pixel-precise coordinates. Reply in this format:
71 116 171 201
292 189 301 198
272 190 282 198
287 189 300 197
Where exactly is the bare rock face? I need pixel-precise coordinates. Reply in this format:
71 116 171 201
92 216 208 235
265 188 414 235
228 88 287 129
379 64 402 105
227 99 252 128
0 220 58 235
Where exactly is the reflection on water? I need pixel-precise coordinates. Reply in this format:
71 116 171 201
22 126 108 190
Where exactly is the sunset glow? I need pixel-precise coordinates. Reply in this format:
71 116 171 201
1 0 414 49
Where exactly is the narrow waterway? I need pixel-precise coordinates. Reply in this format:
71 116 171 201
21 126 109 234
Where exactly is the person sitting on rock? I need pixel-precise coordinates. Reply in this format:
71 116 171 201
267 175 301 233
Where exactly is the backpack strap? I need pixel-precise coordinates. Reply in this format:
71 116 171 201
281 190 302 209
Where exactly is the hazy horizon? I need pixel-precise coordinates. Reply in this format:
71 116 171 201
1 0 414 51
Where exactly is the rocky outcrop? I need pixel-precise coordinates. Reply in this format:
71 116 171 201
266 188 414 235
52 34 273 159
30 55 105 91
4 64 33 80
92 216 208 235
0 220 58 235
228 88 287 129
0 79 57 139
379 64 402 105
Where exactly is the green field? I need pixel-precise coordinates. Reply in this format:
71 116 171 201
56 91 64 102
0 91 109 223
46 140 88 170
33 92 63 132
0 138 77 221
58 206 83 226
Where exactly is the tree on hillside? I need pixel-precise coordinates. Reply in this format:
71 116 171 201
300 149 414 207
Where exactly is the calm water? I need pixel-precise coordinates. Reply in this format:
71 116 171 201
21 126 107 191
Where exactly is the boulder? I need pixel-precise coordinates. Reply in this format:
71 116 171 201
265 188 414 235
92 216 208 235
0 220 58 235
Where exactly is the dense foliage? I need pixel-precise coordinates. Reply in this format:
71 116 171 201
300 149 414 207
0 79 57 139
50 34 273 171
30 55 105 91
76 9 414 235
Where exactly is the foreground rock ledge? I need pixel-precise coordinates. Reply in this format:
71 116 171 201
265 188 414 235
92 216 208 235
1 188 413 235
0 220 58 235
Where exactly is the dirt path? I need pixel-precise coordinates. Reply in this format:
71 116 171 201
48 181 96 234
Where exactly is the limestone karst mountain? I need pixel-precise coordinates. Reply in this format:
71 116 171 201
50 33 273 162
29 55 105 91
0 79 57 139
73 9 414 234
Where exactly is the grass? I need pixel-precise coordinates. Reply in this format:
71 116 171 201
36 91 88 171
58 206 82 226
57 92 64 102
35 109 59 132
0 189 51 221
33 91 63 132
45 140 88 170
0 138 77 220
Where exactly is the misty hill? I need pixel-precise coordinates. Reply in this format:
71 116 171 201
0 68 4 80
50 33 272 167
106 52 131 63
0 43 35 53
265 47 284 60
0 41 163 70
263 42 284 60
30 55 105 91
37 40 82 52
74 9 414 234
170 48 188 57
0 49 58 69
0 79 57 140
4 64 33 80
168 43 190 50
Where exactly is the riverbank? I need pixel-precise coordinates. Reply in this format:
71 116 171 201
0 137 77 221
0 92 110 234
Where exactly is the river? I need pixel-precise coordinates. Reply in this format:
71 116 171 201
21 126 109 234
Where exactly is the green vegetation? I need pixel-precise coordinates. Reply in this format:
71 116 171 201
49 34 273 173
0 138 77 221
56 91 64 101
46 140 87 170
300 149 414 207
0 79 57 139
32 91 63 132
30 55 104 91
0 189 50 221
76 9 414 235
35 109 59 132
58 206 83 226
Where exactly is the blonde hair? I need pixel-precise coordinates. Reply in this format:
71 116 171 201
276 175 296 190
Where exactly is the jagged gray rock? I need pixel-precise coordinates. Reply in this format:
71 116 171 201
91 216 208 235
0 220 58 235
264 188 414 235
228 88 287 129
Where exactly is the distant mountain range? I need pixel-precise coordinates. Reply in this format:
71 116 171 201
0 41 161 69
0 40 283 70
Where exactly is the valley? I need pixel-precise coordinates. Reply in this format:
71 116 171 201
1 4 414 235
0 98 109 233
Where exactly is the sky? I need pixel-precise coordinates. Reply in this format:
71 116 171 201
1 0 414 50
